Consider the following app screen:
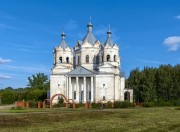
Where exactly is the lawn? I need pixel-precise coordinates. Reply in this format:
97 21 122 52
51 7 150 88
0 107 179 132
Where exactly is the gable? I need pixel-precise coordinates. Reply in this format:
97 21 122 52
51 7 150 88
67 66 95 76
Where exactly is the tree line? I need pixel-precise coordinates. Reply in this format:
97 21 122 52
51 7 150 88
1 64 180 105
126 64 180 104
0 73 49 104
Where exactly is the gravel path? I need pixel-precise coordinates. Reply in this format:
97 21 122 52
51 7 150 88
0 104 15 110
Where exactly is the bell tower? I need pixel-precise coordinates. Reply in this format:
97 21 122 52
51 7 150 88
52 32 73 74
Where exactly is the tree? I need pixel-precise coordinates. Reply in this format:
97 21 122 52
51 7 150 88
27 89 46 101
27 73 49 101
28 73 49 90
127 64 180 103
1 88 17 104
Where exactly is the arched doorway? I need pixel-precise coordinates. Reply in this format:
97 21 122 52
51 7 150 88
50 94 68 109
124 91 130 101
43 99 50 108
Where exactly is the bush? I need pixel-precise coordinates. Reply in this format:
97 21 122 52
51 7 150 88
53 103 66 108
157 100 174 107
143 102 155 107
1 89 17 104
69 103 73 108
76 103 84 108
105 101 113 108
53 97 65 108
114 101 135 108
172 99 180 106
91 103 102 109
28 101 38 108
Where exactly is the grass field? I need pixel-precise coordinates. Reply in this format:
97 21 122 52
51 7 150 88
0 107 180 132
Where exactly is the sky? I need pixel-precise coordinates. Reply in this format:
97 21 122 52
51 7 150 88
0 0 180 88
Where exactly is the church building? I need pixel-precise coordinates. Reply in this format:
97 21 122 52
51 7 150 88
50 20 133 104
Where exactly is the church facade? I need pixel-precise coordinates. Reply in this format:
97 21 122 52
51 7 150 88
50 21 133 104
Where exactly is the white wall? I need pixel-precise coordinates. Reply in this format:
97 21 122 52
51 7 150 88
95 74 115 102
50 75 66 104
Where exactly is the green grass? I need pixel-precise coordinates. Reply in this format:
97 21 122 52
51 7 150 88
0 107 180 132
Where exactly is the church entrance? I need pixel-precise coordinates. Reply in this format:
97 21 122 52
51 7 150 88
124 91 130 101
50 93 68 108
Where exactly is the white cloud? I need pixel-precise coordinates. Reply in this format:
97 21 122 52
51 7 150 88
164 36 180 51
0 74 12 79
138 59 160 64
175 15 180 20
0 58 12 64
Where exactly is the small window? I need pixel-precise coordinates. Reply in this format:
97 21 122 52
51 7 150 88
86 55 89 63
78 56 80 64
66 57 69 63
96 56 99 64
59 57 62 63
74 91 76 99
107 55 110 61
103 96 105 100
89 91 91 100
81 91 84 102
114 55 116 62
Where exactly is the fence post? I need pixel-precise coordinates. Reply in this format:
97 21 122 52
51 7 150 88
26 102 29 109
73 102 76 109
38 101 41 108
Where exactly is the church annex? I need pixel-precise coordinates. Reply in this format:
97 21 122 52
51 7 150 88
50 20 133 104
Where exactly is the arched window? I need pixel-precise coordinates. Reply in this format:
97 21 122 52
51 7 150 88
89 91 91 100
102 56 104 62
114 55 116 62
66 57 69 63
107 55 110 61
74 91 76 100
81 91 84 102
78 56 80 64
96 56 99 64
59 57 62 63
86 55 89 63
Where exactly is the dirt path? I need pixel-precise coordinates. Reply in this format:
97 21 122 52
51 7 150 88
0 104 15 110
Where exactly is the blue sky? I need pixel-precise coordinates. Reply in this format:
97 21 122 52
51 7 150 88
0 0 180 88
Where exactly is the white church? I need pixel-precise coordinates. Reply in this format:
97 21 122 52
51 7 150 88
50 20 133 104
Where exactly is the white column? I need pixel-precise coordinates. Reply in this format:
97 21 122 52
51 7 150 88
76 77 79 103
66 77 69 99
91 76 94 102
83 77 86 103
69 77 72 100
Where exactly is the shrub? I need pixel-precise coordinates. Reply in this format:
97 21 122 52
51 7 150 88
91 103 102 109
157 100 174 107
143 102 155 107
172 99 180 106
53 103 66 108
75 103 84 108
28 101 38 108
69 103 73 108
114 101 135 108
105 101 113 108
